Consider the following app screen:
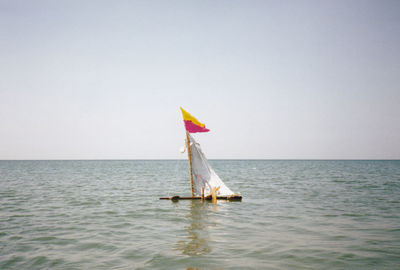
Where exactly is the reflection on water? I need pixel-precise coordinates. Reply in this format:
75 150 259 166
175 201 213 256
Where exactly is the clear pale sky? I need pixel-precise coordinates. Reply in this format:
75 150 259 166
1 1 399 160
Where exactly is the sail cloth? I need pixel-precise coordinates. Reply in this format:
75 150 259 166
180 107 210 133
189 134 234 196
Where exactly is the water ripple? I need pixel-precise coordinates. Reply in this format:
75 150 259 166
0 160 399 269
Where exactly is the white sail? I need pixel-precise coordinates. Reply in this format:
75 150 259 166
189 134 234 196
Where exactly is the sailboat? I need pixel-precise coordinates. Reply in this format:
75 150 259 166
160 108 242 202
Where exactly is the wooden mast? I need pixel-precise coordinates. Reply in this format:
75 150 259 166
186 131 195 196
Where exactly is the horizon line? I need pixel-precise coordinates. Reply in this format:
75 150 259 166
1 158 399 161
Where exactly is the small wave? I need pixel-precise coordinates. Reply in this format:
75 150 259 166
32 236 56 241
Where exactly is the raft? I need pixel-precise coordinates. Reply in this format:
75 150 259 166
159 194 242 202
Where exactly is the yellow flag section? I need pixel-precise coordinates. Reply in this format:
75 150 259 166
180 107 205 127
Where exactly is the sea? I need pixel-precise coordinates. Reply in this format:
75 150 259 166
0 160 399 270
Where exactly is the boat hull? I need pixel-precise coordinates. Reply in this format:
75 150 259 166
159 194 242 202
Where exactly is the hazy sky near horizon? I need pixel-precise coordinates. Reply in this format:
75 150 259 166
1 0 399 159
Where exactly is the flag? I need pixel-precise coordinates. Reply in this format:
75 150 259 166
180 107 210 133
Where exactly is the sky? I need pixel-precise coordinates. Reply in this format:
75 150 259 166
0 0 399 160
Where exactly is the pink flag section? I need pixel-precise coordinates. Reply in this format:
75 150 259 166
184 120 210 133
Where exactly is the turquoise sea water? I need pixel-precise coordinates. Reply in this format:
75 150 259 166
0 160 399 269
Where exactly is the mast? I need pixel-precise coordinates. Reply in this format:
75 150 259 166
186 131 195 196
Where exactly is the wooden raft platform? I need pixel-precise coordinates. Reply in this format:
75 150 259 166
159 194 242 202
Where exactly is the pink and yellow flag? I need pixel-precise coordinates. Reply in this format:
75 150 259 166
180 107 210 133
